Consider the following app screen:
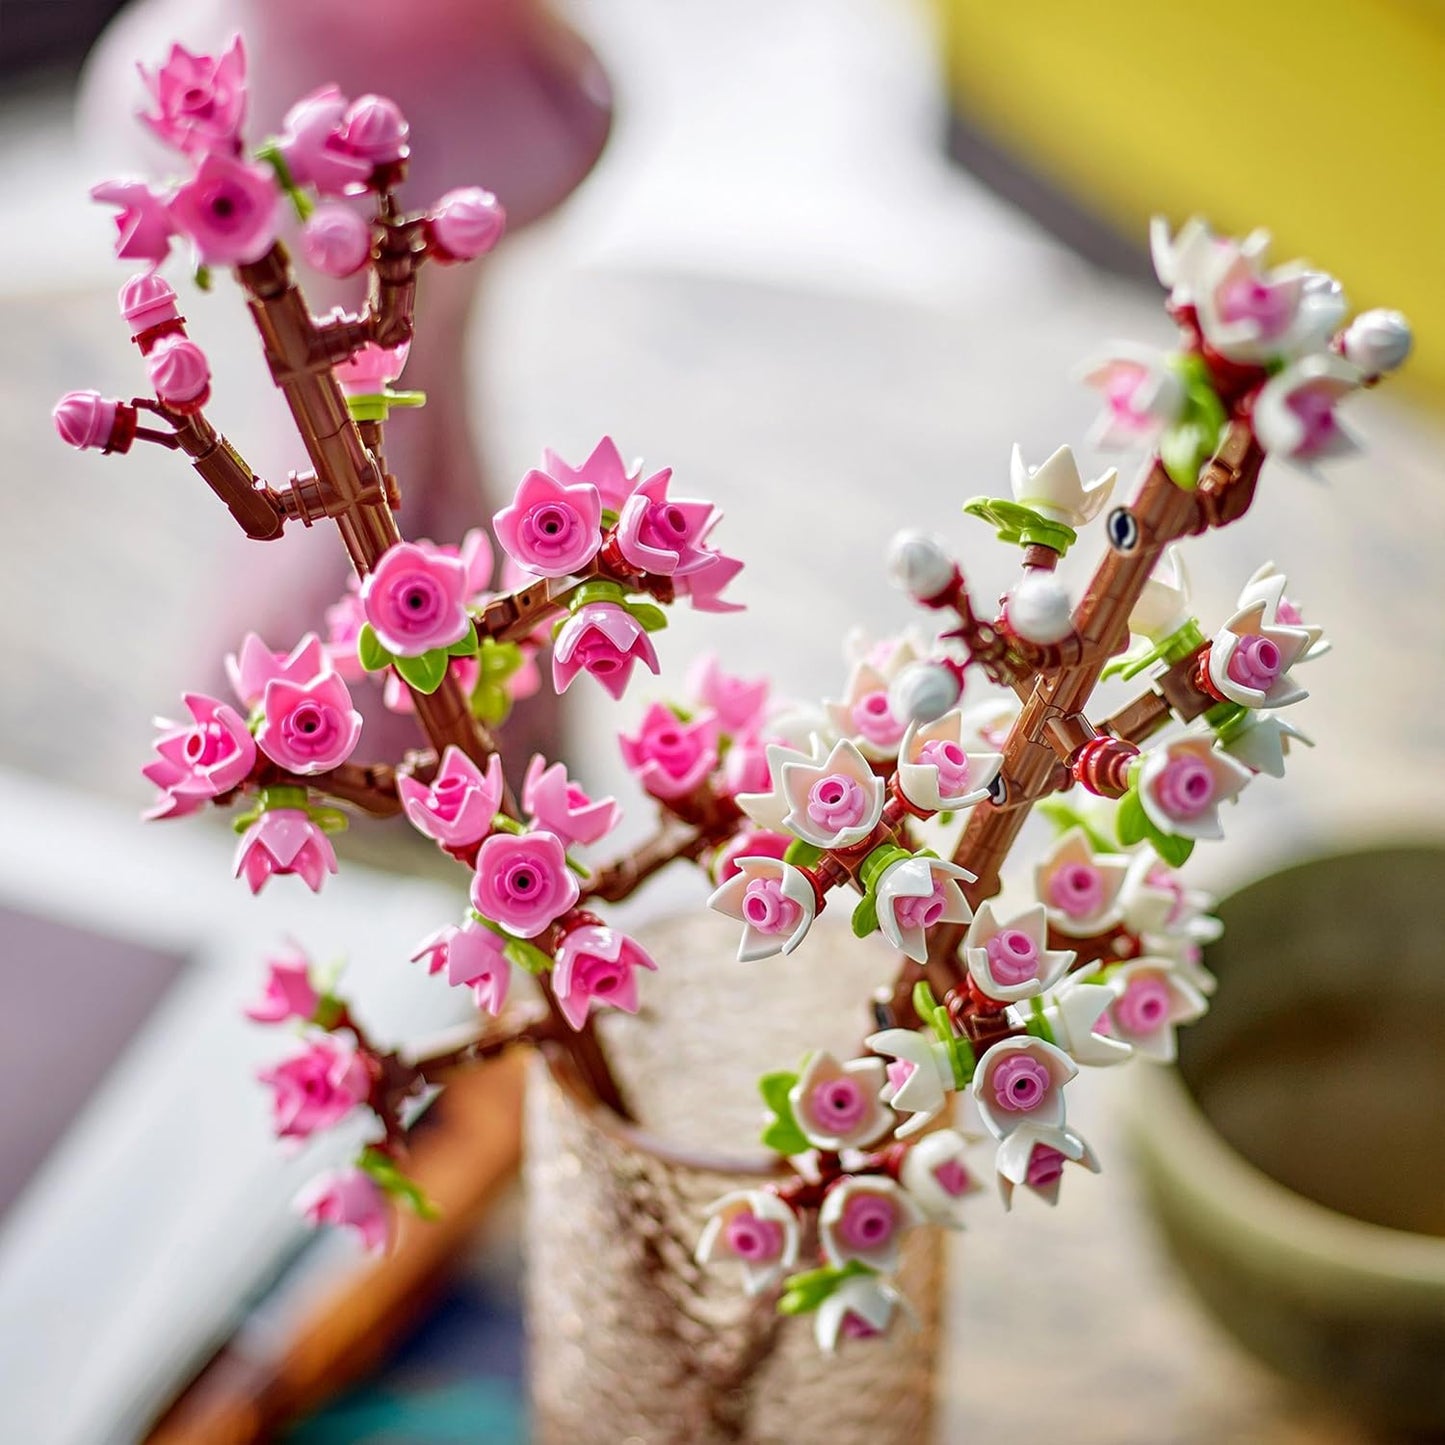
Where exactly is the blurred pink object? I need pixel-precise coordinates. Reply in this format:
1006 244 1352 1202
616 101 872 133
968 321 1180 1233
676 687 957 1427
302 203 371 277
53 391 120 451
137 34 248 156
427 187 506 262
145 334 211 409
296 1167 392 1253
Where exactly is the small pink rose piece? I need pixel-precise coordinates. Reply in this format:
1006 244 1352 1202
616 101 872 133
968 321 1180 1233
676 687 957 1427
397 746 505 848
234 809 338 894
360 541 471 657
255 671 364 775
225 632 330 711
275 85 373 197
244 947 320 1024
143 692 257 819
90 178 176 266
169 152 281 269
963 902 1072 1004
708 855 817 961
551 602 660 700
521 755 621 848
427 187 506 262
552 925 658 1030
138 36 248 157
1138 736 1252 841
1034 828 1131 938
819 1176 920 1272
302 204 371 277
471 830 578 939
972 1037 1077 1140
339 94 410 166
257 1036 370 1139
994 1121 1100 1208
618 703 720 801
296 1167 392 1254
493 468 602 577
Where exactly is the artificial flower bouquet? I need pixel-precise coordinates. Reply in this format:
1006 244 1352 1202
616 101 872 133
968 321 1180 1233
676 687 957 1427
56 35 1412 1355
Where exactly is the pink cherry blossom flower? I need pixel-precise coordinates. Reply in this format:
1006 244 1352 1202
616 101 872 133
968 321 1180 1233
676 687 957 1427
1138 735 1252 841
972 1037 1077 1141
274 85 373 197
493 468 602 577
360 541 471 656
409 925 455 977
427 187 507 262
551 602 659 700
712 827 790 885
1254 353 1363 466
720 733 772 796
396 746 504 848
1033 827 1131 938
143 692 256 819
788 1052 893 1152
618 703 720 801
521 756 621 848
334 340 410 396
614 468 719 576
90 178 176 267
296 1166 391 1254
994 1121 1099 1209
876 854 975 965
257 1035 370 1139
454 529 496 598
696 1188 801 1295
552 925 658 1031
687 654 769 738
443 922 511 1016
962 901 1074 1003
539 435 639 513
708 855 817 961
675 549 745 613
819 1175 921 1273
255 671 363 775
225 633 330 710
169 152 280 269
471 830 578 938
301 204 371 278
323 590 366 681
244 946 321 1024
138 36 247 157
234 809 338 894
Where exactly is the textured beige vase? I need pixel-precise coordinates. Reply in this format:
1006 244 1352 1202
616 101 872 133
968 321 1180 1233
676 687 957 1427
525 912 944 1444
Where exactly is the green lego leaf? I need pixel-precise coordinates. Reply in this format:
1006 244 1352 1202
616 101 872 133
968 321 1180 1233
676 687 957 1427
393 647 450 694
962 496 1077 555
446 629 479 658
777 1261 872 1316
503 937 553 976
1115 787 1147 846
358 1149 440 1220
1037 798 1117 855
626 601 669 634
758 1071 809 1156
783 839 824 869
357 623 392 673
1160 355 1227 489
850 891 879 939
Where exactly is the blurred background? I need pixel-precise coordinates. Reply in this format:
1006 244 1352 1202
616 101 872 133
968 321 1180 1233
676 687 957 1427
1 1 1442 1441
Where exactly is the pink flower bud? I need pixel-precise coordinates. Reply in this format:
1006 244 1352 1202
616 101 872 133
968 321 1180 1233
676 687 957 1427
234 809 338 894
1048 863 1104 920
427 186 506 262
146 335 211 411
302 204 371 277
245 949 321 1024
1226 635 1283 692
552 924 657 1031
138 36 248 158
986 929 1040 986
619 702 720 800
296 1167 392 1254
1114 975 1172 1036
397 746 505 848
552 602 659 700
740 877 802 936
118 271 180 335
521 755 621 848
53 391 121 451
807 1075 868 1134
916 738 970 798
849 689 904 749
143 691 257 820
1152 756 1216 821
1025 1144 1066 1190
339 94 409 165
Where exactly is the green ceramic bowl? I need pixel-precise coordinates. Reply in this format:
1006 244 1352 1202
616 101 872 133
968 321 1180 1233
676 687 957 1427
1130 846 1445 1431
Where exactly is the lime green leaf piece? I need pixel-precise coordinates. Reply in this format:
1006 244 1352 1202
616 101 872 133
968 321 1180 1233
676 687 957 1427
358 1149 440 1220
357 623 392 673
477 638 523 682
850 891 879 939
761 1115 811 1157
1148 827 1195 868
1115 788 1147 847
470 682 512 727
963 496 1077 555
783 839 824 869
503 937 553 975
1037 798 1116 855
758 1070 809 1156
758 1070 799 1115
777 1261 872 1316
307 805 350 835
194 264 212 292
446 629 479 658
626 601 669 634
393 647 450 694
1160 355 1227 489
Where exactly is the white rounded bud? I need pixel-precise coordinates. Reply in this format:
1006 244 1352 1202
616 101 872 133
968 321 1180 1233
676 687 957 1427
886 531 955 602
888 662 960 726
1007 569 1074 644
1342 309 1412 376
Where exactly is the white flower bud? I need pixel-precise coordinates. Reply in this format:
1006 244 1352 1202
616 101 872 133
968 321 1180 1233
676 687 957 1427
1342 309 1412 376
888 662 960 726
1007 569 1074 644
886 531 955 602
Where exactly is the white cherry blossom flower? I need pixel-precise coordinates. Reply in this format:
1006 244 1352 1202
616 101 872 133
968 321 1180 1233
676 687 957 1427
1009 443 1116 530
1137 735 1252 841
1236 562 1328 660
963 902 1074 1004
696 1188 801 1295
896 710 1002 813
815 1273 908 1353
1207 601 1312 709
789 1053 894 1151
1129 546 1192 642
875 854 975 964
1037 969 1133 1066
1103 958 1207 1063
707 855 817 961
901 1129 982 1226
819 1175 922 1272
995 1121 1100 1209
1254 354 1363 466
1219 710 1314 779
1034 827 1131 937
1077 342 1185 451
866 1026 959 1139
972 1036 1077 1140
825 662 910 762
